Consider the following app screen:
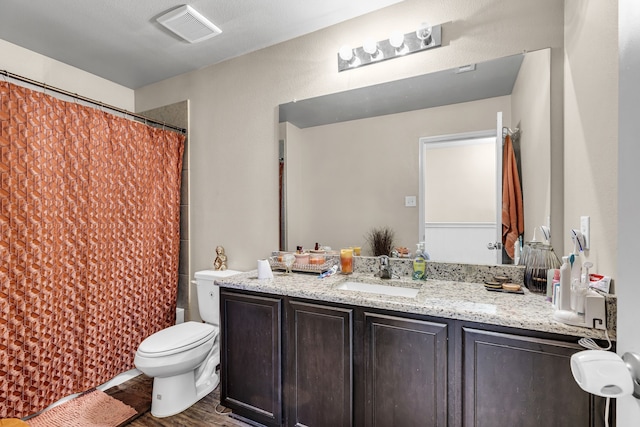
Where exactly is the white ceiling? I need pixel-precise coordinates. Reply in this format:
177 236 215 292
0 0 403 89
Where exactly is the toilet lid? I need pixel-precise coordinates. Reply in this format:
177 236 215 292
138 321 217 357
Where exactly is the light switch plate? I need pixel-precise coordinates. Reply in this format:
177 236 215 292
580 216 590 250
405 196 416 207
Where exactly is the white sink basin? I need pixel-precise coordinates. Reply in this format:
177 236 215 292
337 281 420 298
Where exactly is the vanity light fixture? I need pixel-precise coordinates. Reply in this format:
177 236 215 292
337 21 442 72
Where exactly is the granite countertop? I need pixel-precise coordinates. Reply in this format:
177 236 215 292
216 270 614 341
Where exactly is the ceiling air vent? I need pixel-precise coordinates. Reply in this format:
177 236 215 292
157 5 222 43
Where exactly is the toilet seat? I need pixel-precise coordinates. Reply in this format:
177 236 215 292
137 321 217 358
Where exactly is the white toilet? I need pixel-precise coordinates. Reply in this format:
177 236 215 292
134 269 242 418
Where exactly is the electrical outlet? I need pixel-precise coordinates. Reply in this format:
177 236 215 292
580 216 590 250
405 196 416 207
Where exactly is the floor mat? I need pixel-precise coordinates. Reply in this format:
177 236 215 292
26 389 137 427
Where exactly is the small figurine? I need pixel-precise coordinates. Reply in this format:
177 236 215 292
213 246 227 271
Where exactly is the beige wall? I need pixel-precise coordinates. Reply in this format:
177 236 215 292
284 96 510 254
512 49 552 243
135 0 565 272
0 39 134 110
564 0 618 278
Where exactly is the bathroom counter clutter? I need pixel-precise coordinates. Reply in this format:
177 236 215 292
216 270 614 341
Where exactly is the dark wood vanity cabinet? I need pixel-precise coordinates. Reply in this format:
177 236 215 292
220 288 609 427
220 291 283 427
286 301 353 427
363 312 450 427
460 326 608 427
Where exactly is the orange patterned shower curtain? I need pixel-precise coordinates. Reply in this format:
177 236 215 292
0 81 185 418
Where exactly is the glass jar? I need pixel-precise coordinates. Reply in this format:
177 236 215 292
523 242 560 293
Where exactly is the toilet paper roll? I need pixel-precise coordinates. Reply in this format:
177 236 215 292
257 259 274 279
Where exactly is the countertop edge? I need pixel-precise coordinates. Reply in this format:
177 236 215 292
216 271 615 342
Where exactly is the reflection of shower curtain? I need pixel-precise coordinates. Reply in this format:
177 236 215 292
0 81 185 418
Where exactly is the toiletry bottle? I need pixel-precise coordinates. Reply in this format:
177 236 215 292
551 269 560 307
569 229 584 311
413 243 427 280
558 256 571 311
546 268 555 301
575 262 593 315
570 252 582 312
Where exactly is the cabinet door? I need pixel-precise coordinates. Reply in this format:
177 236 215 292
461 327 607 427
364 312 449 427
221 291 283 427
287 300 353 427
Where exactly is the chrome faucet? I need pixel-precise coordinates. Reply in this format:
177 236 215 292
378 255 392 279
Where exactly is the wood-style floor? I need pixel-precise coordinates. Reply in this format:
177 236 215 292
104 374 254 427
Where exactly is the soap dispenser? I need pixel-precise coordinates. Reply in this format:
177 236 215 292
412 243 427 280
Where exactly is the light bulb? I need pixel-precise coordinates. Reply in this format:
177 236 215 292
389 31 405 48
363 38 378 55
416 21 432 41
338 45 354 62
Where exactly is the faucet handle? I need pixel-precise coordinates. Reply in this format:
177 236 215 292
379 255 389 266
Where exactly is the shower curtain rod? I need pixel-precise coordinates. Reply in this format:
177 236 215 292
1 69 186 134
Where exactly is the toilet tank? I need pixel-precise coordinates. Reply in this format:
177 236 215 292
194 269 242 325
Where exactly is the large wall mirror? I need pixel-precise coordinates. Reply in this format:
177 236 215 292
279 48 551 265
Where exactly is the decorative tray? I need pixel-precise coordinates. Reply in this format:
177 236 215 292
484 286 525 295
269 257 337 274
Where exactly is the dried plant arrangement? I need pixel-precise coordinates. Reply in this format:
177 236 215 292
365 226 396 256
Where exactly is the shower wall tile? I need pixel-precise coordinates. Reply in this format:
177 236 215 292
181 168 189 205
177 273 189 310
182 139 189 171
179 239 189 276
180 205 189 238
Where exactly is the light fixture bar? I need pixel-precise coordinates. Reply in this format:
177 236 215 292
338 24 442 72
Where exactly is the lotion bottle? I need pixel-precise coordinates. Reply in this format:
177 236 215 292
558 256 572 311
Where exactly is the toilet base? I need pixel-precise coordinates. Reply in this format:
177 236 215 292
150 370 219 418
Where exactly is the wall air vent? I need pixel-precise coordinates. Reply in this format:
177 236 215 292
157 5 222 43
